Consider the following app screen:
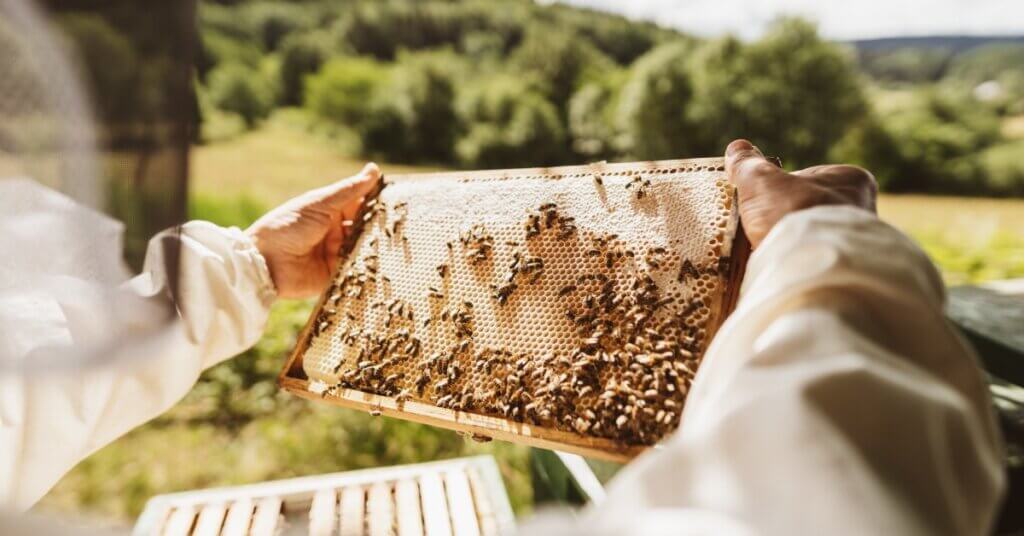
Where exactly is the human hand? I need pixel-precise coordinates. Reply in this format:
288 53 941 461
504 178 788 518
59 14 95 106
247 163 382 299
725 140 877 249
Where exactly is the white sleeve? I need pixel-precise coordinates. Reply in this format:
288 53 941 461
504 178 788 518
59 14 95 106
0 221 275 510
526 206 1005 536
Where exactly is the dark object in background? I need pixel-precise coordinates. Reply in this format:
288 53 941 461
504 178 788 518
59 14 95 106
43 0 197 269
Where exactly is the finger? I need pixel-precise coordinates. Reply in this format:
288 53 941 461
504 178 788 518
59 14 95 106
724 139 775 185
316 162 383 211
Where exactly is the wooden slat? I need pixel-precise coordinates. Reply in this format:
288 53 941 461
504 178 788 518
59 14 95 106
310 489 338 536
161 506 197 536
250 497 283 536
394 480 424 536
443 472 480 536
367 482 395 536
464 469 497 536
142 503 173 536
418 473 452 536
339 486 366 536
220 499 255 536
192 503 227 536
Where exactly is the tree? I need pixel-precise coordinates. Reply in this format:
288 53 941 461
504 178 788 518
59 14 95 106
510 25 614 114
243 1 314 52
833 90 1002 193
362 51 461 163
207 62 272 128
859 47 953 84
304 57 389 128
278 33 328 106
568 79 622 160
687 19 868 167
615 42 698 160
456 78 568 168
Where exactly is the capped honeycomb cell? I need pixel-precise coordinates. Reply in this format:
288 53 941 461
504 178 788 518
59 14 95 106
284 158 746 458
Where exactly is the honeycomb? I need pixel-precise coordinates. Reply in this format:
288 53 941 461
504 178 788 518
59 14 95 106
298 158 739 446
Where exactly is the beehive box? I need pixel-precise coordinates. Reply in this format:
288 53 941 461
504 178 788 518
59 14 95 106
280 158 748 461
133 456 513 535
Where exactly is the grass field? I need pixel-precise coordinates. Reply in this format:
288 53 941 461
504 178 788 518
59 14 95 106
38 113 1024 527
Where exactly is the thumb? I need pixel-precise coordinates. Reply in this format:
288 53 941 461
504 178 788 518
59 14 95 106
316 162 382 210
724 139 766 180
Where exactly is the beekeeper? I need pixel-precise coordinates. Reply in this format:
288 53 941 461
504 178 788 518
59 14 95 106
0 141 1003 535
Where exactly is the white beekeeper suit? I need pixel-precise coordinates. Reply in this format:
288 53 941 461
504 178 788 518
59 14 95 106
0 180 1004 534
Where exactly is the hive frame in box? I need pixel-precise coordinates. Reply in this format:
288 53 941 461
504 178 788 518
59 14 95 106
279 158 750 462
133 456 513 535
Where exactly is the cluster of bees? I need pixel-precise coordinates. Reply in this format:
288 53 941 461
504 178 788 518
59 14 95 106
310 179 729 445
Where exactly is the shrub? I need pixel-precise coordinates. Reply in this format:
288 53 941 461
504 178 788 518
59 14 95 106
334 1 524 61
456 78 567 168
615 42 697 160
859 47 953 84
305 57 389 128
278 33 329 106
199 30 263 73
833 90 1003 194
686 20 868 167
510 25 615 113
244 2 315 51
361 51 460 163
980 139 1024 196
207 62 273 128
568 80 621 160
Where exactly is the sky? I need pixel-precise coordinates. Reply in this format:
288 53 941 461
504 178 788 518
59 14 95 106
548 0 1024 41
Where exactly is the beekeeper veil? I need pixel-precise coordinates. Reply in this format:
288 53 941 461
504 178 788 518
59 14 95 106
0 0 195 374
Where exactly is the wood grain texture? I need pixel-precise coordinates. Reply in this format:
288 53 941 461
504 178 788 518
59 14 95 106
418 472 453 536
339 485 367 536
192 503 227 536
162 505 197 536
310 489 338 536
250 497 282 536
368 482 395 536
394 479 425 536
444 471 481 536
220 499 255 536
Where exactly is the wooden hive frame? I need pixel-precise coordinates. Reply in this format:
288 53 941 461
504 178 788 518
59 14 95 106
280 159 750 462
134 456 514 536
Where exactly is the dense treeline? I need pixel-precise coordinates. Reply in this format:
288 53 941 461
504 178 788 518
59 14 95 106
190 0 1024 195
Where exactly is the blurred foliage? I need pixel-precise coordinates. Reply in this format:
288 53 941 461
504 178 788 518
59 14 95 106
945 44 1024 115
277 32 330 106
188 1 1024 195
206 62 274 128
510 25 615 114
979 139 1024 196
305 56 389 128
615 42 697 160
455 76 568 167
833 90 1007 194
685 20 868 167
361 50 462 163
945 44 1024 87
859 47 954 84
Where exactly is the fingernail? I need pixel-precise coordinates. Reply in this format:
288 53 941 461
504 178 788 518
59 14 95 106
362 162 381 177
726 139 755 158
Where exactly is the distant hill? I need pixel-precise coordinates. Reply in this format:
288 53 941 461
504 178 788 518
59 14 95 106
851 35 1024 53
